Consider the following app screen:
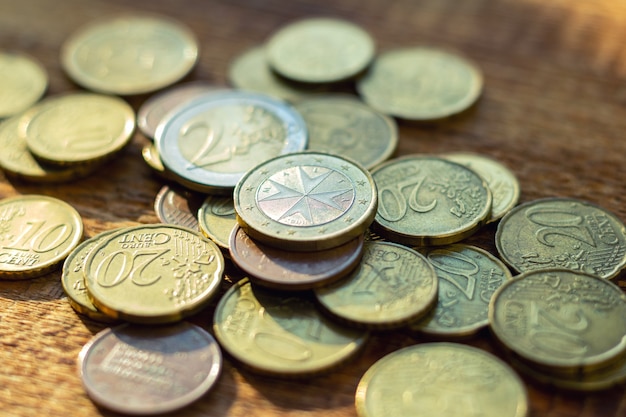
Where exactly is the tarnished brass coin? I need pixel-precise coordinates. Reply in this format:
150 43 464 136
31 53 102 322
84 224 224 324
355 343 528 417
78 322 222 415
228 46 325 102
153 184 203 231
0 51 47 118
141 142 171 179
357 47 483 120
155 90 307 193
62 230 118 322
409 244 512 338
294 95 398 169
489 269 626 376
21 93 135 166
234 151 378 251
213 278 368 377
371 155 491 246
495 197 626 279
197 195 237 250
61 15 198 95
230 225 364 290
315 241 437 329
0 115 97 183
442 152 520 223
0 195 83 279
266 18 375 84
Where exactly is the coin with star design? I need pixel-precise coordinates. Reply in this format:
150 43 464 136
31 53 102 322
234 151 378 251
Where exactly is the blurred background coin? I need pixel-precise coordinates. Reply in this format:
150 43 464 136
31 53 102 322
0 51 47 118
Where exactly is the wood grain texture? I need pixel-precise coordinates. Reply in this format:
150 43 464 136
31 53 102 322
1 0 625 416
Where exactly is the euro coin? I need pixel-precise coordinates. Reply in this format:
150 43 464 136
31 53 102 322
153 184 203 231
197 195 237 250
355 343 528 417
84 224 224 324
489 268 626 376
141 142 171 179
357 47 483 120
0 194 83 279
155 90 307 193
234 151 377 251
62 230 119 322
315 241 437 329
213 278 368 377
228 46 325 102
409 244 512 338
0 51 47 118
21 93 135 166
294 94 398 169
266 18 375 84
495 197 626 279
61 15 198 95
371 155 491 246
78 322 222 415
230 225 364 290
441 152 520 223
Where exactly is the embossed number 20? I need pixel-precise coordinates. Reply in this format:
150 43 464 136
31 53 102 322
94 248 170 288
378 176 437 222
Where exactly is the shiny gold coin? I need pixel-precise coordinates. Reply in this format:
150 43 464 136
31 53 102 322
0 195 83 279
357 47 483 120
371 155 491 246
489 268 626 376
197 195 237 250
213 278 368 377
234 151 378 251
409 244 513 338
62 230 118 322
314 241 437 329
84 224 224 324
294 95 398 169
266 18 375 84
0 115 98 183
355 343 528 417
141 142 171 179
441 152 520 223
21 93 135 166
228 46 326 102
495 197 626 279
61 15 198 95
0 51 47 118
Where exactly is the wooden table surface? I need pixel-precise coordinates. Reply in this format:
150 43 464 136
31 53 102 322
1 0 626 416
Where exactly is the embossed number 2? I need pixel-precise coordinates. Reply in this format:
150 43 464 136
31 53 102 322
378 176 437 222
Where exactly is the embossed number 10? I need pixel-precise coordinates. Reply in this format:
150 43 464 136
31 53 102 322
94 248 170 288
4 220 73 253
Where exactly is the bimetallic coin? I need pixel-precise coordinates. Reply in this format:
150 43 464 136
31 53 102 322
0 52 47 118
495 198 626 279
357 47 483 120
0 115 97 183
198 195 237 250
228 46 325 102
295 95 398 169
266 18 375 84
84 224 224 324
442 152 520 223
355 343 528 417
61 15 198 95
78 322 222 415
409 244 512 338
0 195 83 279
153 184 203 231
21 93 135 166
137 82 225 140
213 278 368 377
489 269 626 375
371 155 491 246
234 151 378 251
62 230 118 322
315 241 437 329
230 225 364 290
156 91 307 193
